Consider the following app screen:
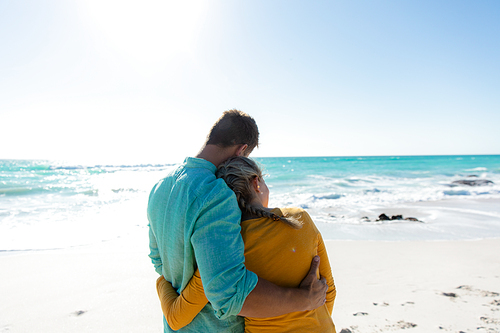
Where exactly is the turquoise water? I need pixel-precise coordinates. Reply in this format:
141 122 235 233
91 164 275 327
1 155 500 250
255 155 500 217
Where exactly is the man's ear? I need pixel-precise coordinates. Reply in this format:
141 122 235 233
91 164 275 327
235 144 248 157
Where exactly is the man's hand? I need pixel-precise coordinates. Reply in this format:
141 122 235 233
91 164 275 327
298 255 328 311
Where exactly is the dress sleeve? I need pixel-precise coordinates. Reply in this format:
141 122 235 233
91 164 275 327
156 268 208 331
317 233 336 315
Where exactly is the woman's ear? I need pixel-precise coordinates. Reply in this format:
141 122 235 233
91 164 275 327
251 176 260 193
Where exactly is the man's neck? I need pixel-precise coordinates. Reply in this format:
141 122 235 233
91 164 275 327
195 144 237 168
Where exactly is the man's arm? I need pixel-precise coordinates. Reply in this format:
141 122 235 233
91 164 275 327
238 256 328 317
191 187 259 319
148 226 163 275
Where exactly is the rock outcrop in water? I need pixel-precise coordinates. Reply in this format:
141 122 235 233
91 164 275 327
451 179 494 186
377 214 390 221
362 214 422 222
377 214 407 221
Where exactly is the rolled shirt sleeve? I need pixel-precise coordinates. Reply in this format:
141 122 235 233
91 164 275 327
191 182 258 319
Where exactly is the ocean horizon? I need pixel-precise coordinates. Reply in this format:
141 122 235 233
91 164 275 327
1 155 500 251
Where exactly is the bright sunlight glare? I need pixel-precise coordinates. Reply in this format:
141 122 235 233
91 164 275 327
76 1 208 76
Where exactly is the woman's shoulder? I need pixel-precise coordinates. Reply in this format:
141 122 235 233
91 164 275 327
276 207 308 217
275 207 315 226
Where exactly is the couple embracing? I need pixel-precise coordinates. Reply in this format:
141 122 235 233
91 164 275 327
148 110 336 332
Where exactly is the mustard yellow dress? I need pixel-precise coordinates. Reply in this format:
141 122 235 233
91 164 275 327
157 207 336 332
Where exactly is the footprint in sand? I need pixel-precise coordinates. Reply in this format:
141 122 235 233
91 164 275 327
373 302 389 306
441 286 500 302
71 310 87 316
339 325 359 333
480 316 500 325
385 320 417 329
456 285 500 297
353 312 369 316
438 325 462 331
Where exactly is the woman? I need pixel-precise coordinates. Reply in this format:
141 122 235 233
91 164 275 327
156 157 336 332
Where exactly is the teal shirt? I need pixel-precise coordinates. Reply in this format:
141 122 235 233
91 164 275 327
148 157 258 332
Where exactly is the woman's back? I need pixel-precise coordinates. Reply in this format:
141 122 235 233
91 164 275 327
241 207 336 333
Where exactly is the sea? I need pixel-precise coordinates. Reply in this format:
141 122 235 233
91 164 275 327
1 155 500 251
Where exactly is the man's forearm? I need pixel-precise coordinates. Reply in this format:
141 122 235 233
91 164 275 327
238 256 327 318
238 277 308 317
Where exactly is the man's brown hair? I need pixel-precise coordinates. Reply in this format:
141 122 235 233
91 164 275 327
206 110 259 154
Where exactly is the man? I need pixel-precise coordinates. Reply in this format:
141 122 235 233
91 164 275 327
148 110 327 332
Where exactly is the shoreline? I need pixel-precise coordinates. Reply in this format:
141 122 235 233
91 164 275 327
2 197 500 253
316 197 500 242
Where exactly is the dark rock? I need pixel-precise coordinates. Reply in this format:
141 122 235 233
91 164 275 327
467 175 478 177
451 179 494 186
339 329 352 333
375 214 423 222
377 213 391 221
442 292 457 298
360 216 370 222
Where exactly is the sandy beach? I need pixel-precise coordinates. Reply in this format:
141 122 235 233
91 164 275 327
0 230 164 332
1 200 500 332
329 239 500 332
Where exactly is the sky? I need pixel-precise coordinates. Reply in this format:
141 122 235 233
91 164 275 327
1 0 499 164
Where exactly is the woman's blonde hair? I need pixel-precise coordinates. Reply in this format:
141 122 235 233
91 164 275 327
216 157 302 229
